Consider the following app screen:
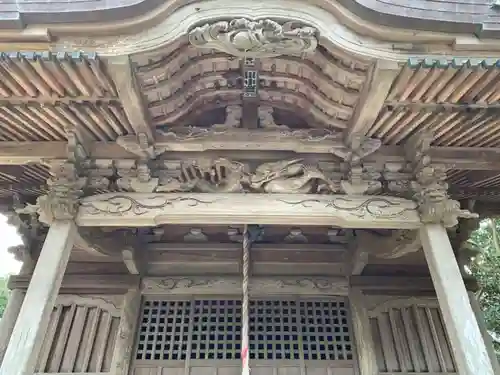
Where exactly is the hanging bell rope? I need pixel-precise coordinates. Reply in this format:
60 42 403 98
241 224 262 375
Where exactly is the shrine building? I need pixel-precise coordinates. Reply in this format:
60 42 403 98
0 1 499 375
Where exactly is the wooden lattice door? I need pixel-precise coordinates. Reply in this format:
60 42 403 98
133 297 355 375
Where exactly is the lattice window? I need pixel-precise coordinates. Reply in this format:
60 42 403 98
136 299 352 361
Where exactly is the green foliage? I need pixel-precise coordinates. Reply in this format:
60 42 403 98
470 219 500 351
0 276 9 318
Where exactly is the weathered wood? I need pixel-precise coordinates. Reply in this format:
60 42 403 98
78 193 420 228
110 289 141 375
0 290 24 364
1 138 500 170
349 288 377 375
142 276 349 296
346 60 400 141
350 276 435 293
0 220 76 375
468 291 500 374
419 224 495 375
7 273 140 293
106 56 152 139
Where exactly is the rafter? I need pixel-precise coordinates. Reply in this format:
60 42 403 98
345 60 400 141
105 55 153 140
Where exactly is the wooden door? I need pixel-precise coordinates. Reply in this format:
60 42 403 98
132 297 355 375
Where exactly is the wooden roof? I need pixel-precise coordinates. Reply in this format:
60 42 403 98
2 44 500 215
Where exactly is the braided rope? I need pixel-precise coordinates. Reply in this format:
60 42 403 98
241 224 250 375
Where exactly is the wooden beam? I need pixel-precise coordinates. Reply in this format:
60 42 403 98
142 276 348 296
2 136 500 170
77 193 420 228
105 56 153 140
0 220 76 375
7 273 140 294
419 224 495 375
345 60 400 141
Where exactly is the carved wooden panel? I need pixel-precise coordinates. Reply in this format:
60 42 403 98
133 298 354 375
367 297 457 374
36 295 122 374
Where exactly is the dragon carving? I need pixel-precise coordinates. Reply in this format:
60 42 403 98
248 159 337 193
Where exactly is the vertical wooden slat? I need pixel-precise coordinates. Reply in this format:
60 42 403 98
95 312 113 371
81 307 101 372
425 307 447 371
60 306 88 372
412 305 433 372
388 309 407 372
400 307 423 372
51 304 77 372
36 305 63 372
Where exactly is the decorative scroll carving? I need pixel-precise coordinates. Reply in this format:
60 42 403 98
188 18 318 58
281 197 417 220
407 132 477 227
80 195 218 216
356 229 421 259
156 127 343 152
142 277 348 295
331 134 381 194
78 193 421 228
249 159 338 193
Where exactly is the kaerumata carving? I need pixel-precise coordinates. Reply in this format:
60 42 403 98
188 18 318 58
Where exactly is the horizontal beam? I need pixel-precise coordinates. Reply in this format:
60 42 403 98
77 193 421 228
350 275 478 294
8 274 139 294
143 276 349 296
0 136 500 170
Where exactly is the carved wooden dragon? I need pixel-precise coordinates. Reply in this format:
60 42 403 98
249 159 336 193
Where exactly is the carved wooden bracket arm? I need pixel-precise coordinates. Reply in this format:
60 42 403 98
406 132 478 227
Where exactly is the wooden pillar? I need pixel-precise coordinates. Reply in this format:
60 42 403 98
110 288 142 375
0 255 35 364
419 224 495 375
0 220 76 375
349 288 377 375
468 291 500 373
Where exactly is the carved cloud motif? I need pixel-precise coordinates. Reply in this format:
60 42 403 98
188 18 318 58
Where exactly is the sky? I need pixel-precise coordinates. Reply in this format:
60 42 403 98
0 214 22 276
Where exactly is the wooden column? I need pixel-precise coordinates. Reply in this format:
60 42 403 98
0 220 76 375
110 288 142 375
468 291 500 373
0 256 35 364
419 224 495 375
349 288 377 375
